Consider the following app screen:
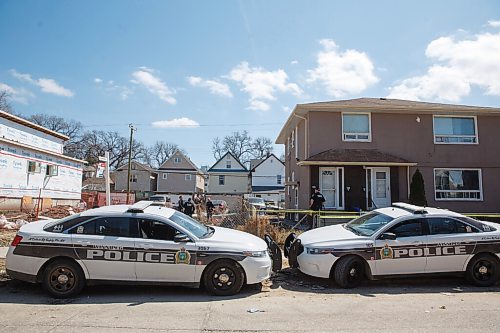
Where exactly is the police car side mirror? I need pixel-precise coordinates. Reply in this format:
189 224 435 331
174 234 190 243
379 232 397 240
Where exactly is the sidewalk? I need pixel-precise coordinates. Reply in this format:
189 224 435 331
0 247 8 259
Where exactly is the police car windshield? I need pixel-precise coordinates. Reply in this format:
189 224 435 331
169 212 211 238
346 212 394 236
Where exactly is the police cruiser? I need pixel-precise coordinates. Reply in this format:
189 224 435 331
6 201 281 298
285 203 500 288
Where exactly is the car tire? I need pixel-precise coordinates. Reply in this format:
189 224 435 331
42 259 85 298
465 254 500 287
333 256 365 288
203 260 245 296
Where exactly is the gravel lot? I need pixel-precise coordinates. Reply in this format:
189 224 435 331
1 267 499 332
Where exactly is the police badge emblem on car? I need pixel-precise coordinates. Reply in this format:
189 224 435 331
175 248 191 264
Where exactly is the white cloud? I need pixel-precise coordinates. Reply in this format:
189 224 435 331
0 82 34 104
151 117 200 128
228 61 302 111
131 68 176 104
187 76 233 97
282 106 292 113
9 69 74 97
290 60 299 65
388 30 500 101
94 78 103 83
488 20 500 27
306 39 379 98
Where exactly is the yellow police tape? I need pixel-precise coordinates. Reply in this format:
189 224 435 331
256 209 500 219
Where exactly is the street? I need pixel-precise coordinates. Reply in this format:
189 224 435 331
1 269 499 333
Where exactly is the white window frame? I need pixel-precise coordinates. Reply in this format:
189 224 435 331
27 161 41 173
46 164 58 176
342 112 372 142
174 157 181 164
218 175 225 185
226 160 231 169
294 126 298 158
433 168 483 201
277 174 282 185
130 174 138 183
291 129 295 149
162 173 168 179
287 136 291 156
433 115 478 145
185 174 192 181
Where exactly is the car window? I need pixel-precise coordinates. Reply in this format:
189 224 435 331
43 214 95 233
136 218 178 241
69 217 134 237
346 212 395 236
428 217 478 235
386 219 424 238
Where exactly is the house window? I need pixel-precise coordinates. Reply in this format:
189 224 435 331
130 174 137 183
287 137 290 156
27 161 41 173
277 175 282 185
226 160 231 169
342 113 371 142
174 157 181 164
185 174 192 181
434 169 482 201
291 129 295 148
162 173 167 179
433 116 478 144
218 175 225 185
46 164 58 176
294 126 298 158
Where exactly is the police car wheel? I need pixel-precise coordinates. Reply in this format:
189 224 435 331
466 254 500 287
42 259 85 298
333 256 365 288
203 260 245 296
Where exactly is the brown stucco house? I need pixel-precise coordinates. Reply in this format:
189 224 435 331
276 98 500 213
156 150 204 195
113 161 157 198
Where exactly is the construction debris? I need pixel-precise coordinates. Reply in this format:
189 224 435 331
40 205 76 219
0 215 28 230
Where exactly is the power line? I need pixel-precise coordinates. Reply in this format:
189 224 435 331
81 122 283 128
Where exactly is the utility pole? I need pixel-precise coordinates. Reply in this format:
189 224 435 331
126 124 136 204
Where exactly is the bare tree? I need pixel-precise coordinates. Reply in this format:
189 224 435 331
28 114 83 138
0 90 14 114
144 141 181 168
252 137 273 159
212 131 274 166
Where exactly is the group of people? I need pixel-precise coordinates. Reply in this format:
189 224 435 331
175 193 216 221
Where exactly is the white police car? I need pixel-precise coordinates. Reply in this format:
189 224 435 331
6 201 280 298
285 203 500 288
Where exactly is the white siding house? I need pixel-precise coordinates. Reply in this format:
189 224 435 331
207 152 248 194
0 111 85 210
249 154 285 203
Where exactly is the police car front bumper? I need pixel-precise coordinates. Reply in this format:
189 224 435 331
240 255 272 284
297 252 337 279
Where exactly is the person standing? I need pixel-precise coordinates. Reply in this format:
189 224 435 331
183 198 195 217
177 195 184 213
206 197 215 222
309 186 325 229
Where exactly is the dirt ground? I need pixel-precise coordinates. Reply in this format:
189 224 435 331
0 229 16 247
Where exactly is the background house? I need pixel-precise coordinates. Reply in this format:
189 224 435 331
249 154 285 204
207 152 248 194
113 161 157 200
156 150 204 195
0 110 84 210
276 98 500 213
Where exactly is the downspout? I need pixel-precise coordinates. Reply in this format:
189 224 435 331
407 165 410 200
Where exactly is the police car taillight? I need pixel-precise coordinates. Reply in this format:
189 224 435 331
11 235 23 247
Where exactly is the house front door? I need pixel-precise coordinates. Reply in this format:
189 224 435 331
319 168 344 209
371 167 391 208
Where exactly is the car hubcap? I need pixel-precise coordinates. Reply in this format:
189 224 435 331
349 268 357 276
474 260 493 281
212 267 235 290
50 267 75 292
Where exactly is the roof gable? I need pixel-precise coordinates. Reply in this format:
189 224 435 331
158 150 200 172
115 160 155 172
251 154 284 172
208 152 247 172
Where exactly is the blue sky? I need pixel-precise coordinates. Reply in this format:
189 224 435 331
1 0 500 167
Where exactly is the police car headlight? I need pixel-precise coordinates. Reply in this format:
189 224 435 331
306 247 334 255
243 250 267 257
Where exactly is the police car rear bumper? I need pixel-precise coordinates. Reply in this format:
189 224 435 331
240 256 272 284
6 269 37 283
297 253 337 279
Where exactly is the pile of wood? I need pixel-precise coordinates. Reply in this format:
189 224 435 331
40 205 76 219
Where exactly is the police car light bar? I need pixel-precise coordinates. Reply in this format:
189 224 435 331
392 202 428 215
127 201 156 213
